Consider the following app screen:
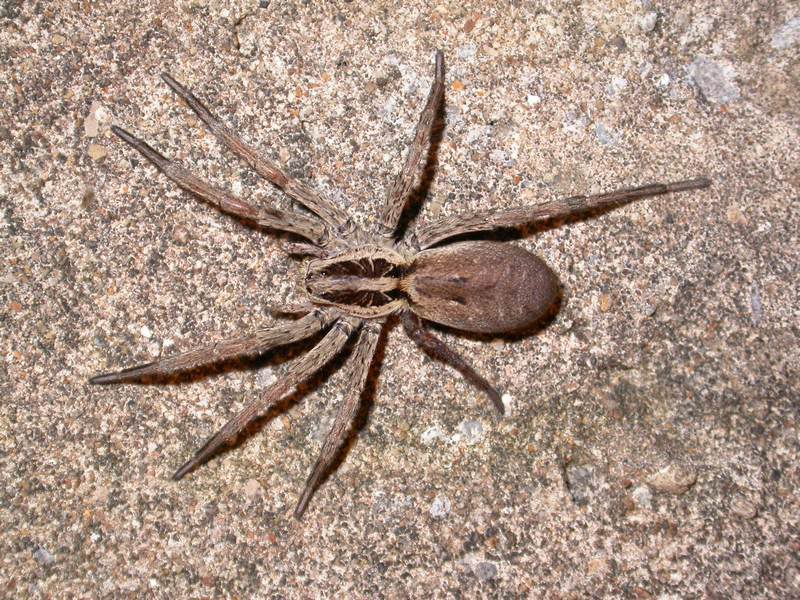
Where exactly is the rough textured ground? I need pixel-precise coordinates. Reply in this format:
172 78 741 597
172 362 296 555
2 1 798 597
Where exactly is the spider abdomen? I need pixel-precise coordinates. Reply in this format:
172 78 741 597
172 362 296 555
403 241 558 333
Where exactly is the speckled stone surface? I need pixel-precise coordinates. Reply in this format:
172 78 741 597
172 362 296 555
2 1 798 597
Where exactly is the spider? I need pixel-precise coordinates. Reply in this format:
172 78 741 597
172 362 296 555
90 50 710 518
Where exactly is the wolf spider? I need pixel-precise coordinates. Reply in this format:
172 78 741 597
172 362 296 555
90 50 710 518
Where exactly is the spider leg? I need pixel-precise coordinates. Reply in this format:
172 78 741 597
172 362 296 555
401 311 504 415
282 241 329 258
265 301 318 318
89 310 334 384
111 126 327 244
172 317 359 481
377 50 445 238
294 320 381 519
415 177 711 249
160 74 350 233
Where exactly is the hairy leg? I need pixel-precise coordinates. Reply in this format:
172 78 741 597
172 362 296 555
160 74 350 232
282 242 329 258
402 311 504 414
89 310 334 384
173 317 360 480
294 320 382 518
111 126 327 244
377 50 444 238
414 177 711 249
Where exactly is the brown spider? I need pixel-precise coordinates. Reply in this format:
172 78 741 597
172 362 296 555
90 50 710 518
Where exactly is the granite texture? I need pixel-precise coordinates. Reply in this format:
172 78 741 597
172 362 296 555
2 1 798 597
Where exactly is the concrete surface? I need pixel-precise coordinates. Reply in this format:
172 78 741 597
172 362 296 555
2 0 798 597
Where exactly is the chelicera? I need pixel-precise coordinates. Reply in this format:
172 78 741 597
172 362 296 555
90 50 710 518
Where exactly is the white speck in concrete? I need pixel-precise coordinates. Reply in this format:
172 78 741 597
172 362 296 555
243 478 264 500
256 366 277 387
457 43 477 61
84 103 99 137
605 76 628 97
639 11 658 33
632 484 653 509
421 425 445 445
501 393 514 415
430 494 451 518
489 148 508 165
562 111 588 137
457 420 484 445
750 282 762 325
85 101 111 137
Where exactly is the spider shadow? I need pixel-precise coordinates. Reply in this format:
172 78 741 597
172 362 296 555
287 322 391 507
165 329 359 477
103 322 347 473
111 321 327 388
218 335 364 467
291 296 561 504
392 83 447 242
421 198 643 251
389 64 641 249
142 322 388 501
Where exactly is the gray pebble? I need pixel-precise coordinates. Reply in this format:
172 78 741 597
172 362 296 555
33 547 55 567
730 495 758 519
458 419 484 445
473 560 498 581
594 122 618 146
771 16 800 50
420 425 445 445
641 302 657 317
689 57 740 105
750 282 762 325
565 464 605 506
646 464 697 494
457 43 477 61
243 478 264 500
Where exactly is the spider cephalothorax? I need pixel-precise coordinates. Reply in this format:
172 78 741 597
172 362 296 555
91 50 710 518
